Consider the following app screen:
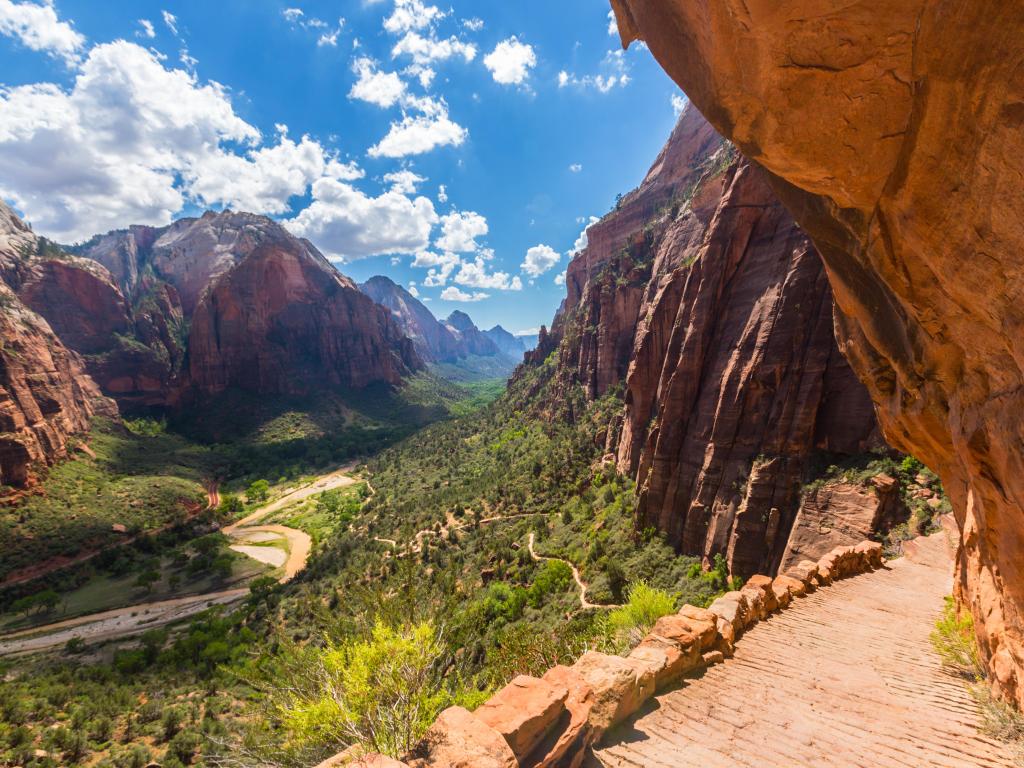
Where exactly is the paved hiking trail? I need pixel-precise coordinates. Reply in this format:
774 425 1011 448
590 531 1013 768
0 467 349 655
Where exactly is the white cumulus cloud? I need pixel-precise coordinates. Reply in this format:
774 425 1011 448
383 169 425 194
137 19 155 39
287 177 438 261
554 270 566 286
441 286 488 302
368 109 467 158
521 244 560 277
0 0 85 64
484 36 535 85
384 0 444 35
435 210 487 252
0 41 357 241
672 93 687 116
569 163 582 173
558 49 631 93
391 30 475 66
570 216 600 256
349 57 407 107
454 256 520 291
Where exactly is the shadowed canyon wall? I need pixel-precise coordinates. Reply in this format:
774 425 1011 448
545 105 881 580
0 203 112 486
607 0 1024 705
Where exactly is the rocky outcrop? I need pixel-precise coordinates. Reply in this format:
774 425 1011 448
543 105 881 576
781 474 908 570
359 276 463 364
187 236 419 396
0 203 111 486
608 0 1024 706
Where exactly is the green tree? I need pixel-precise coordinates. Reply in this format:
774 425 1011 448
135 569 160 594
246 479 270 503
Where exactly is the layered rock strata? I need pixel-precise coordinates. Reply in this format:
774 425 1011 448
0 204 111 486
607 0 1024 705
543 105 881 577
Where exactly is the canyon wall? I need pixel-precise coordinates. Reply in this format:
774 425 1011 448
545 105 881 578
67 212 422 405
0 203 111 486
608 0 1024 706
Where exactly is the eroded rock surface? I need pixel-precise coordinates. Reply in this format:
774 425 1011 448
541 105 880 577
608 0 1024 705
0 203 111 486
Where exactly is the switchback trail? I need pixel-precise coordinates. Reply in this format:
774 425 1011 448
528 531 616 611
590 531 1013 768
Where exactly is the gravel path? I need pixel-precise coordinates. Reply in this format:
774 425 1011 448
590 532 1013 768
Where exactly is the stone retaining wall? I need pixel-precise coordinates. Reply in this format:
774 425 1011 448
317 540 884 768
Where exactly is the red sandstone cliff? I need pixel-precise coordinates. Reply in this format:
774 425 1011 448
70 211 422 403
0 203 111 487
186 231 419 396
608 0 1024 707
541 105 882 578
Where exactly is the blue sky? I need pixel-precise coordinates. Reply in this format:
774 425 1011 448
0 0 685 334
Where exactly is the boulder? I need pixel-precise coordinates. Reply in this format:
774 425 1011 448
675 605 719 650
740 587 766 623
786 561 820 589
475 675 568 761
702 650 725 667
715 616 735 658
630 634 701 688
743 575 779 613
409 707 516 768
771 579 792 609
854 541 884 569
570 651 656 733
652 613 713 651
773 575 807 599
707 591 751 633
534 665 597 768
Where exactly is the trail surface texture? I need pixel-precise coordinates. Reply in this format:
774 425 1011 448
590 532 1012 767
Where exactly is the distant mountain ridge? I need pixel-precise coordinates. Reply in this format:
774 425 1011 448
358 275 521 380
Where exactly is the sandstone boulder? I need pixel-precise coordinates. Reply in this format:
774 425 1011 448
571 651 656 733
715 617 735 658
773 575 807 600
630 635 701 688
409 707 516 768
315 748 408 768
475 675 567 761
707 591 750 633
652 613 711 651
536 665 597 768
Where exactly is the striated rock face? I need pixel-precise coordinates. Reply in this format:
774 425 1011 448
781 474 908 571
608 0 1024 706
0 203 111 486
360 275 463 363
186 233 420 397
543 106 880 576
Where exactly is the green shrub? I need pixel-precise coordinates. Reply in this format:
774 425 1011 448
280 621 466 758
603 581 677 650
931 596 984 680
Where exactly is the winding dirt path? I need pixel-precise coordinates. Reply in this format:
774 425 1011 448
528 532 616 610
0 467 347 655
590 531 1013 768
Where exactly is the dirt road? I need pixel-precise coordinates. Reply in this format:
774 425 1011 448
0 466 349 655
